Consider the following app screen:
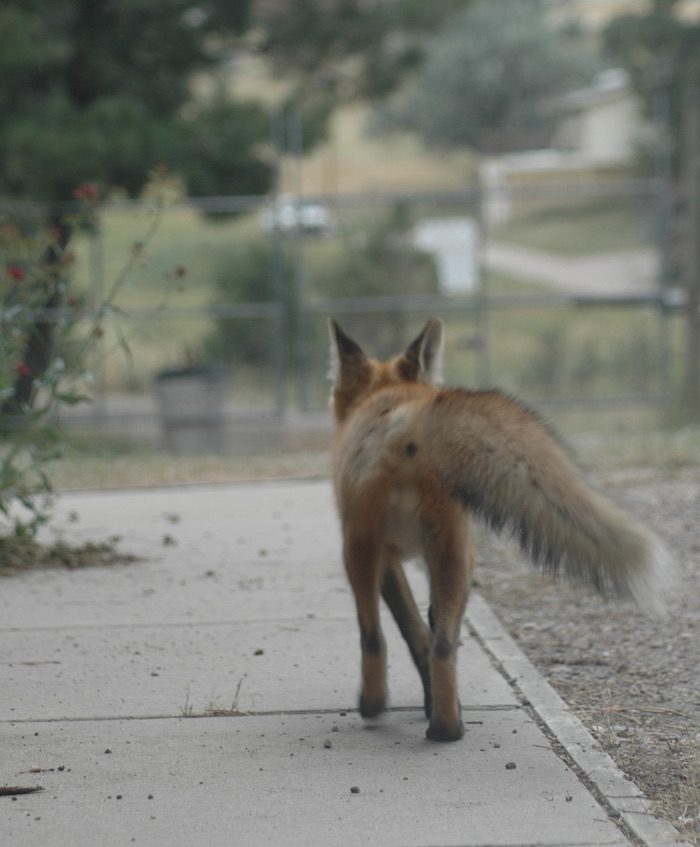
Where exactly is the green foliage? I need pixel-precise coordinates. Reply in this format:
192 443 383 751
0 180 173 541
603 0 700 174
314 206 438 354
321 205 437 301
377 0 597 150
516 321 660 398
255 0 474 101
204 238 292 367
0 0 268 201
203 207 438 368
178 97 273 197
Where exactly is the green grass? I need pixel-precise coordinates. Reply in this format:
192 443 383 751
492 198 653 256
69 208 273 389
73 206 262 307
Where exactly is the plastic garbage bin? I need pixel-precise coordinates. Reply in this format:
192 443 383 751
155 364 228 454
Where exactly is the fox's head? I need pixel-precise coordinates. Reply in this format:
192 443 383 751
328 318 444 423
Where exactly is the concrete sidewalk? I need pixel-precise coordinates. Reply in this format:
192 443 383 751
0 481 686 846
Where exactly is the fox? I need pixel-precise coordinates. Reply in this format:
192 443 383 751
328 317 673 742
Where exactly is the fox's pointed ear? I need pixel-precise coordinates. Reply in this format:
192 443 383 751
328 319 368 385
402 318 444 384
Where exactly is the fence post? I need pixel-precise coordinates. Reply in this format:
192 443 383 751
288 105 311 413
683 96 700 423
270 108 288 419
475 181 492 388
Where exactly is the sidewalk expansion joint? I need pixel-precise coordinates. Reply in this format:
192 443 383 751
1 703 521 726
0 615 356 635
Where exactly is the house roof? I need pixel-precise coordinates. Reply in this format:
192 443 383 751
545 69 632 115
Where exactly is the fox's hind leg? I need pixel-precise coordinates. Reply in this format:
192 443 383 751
343 530 387 719
422 504 474 742
381 552 432 717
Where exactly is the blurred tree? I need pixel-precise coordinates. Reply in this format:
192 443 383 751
0 0 271 416
0 0 271 200
604 0 700 174
254 0 475 152
256 0 474 100
373 0 597 151
604 1 700 422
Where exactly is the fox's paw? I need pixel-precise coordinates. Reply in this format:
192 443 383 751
426 717 464 742
359 691 387 720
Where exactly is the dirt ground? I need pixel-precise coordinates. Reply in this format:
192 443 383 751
476 467 700 845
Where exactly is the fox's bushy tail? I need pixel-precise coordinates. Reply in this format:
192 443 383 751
423 389 673 612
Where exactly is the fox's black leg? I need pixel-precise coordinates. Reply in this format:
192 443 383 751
344 531 387 719
381 559 432 718
422 505 475 742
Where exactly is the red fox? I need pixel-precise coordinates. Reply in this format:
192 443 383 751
329 317 673 742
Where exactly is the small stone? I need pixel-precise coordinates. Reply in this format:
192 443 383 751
350 786 360 794
505 761 517 770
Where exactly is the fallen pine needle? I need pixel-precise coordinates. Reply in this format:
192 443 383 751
0 786 44 797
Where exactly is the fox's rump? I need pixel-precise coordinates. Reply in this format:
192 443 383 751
334 384 672 610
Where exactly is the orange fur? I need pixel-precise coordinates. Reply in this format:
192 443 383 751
329 318 673 742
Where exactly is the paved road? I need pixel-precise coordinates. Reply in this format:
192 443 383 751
484 242 658 297
0 482 686 846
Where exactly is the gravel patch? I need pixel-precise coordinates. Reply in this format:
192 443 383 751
476 467 700 844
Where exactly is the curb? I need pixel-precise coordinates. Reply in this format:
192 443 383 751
466 592 690 847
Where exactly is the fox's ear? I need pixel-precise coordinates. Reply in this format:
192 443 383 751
328 319 368 385
401 318 444 384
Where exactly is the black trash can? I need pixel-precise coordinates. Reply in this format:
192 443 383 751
155 364 228 454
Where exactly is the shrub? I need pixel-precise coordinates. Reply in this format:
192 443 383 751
1 173 174 546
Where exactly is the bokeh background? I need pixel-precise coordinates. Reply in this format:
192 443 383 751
2 0 700 471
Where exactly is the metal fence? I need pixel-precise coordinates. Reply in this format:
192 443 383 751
8 176 683 452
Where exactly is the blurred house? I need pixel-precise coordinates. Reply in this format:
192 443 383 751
480 70 646 225
549 68 641 164
481 0 700 223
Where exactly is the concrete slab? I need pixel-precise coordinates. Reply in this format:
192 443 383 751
466 594 688 847
2 712 628 847
0 480 687 846
1 618 515 722
1 482 347 628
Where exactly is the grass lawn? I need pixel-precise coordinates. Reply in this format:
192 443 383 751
491 198 654 255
